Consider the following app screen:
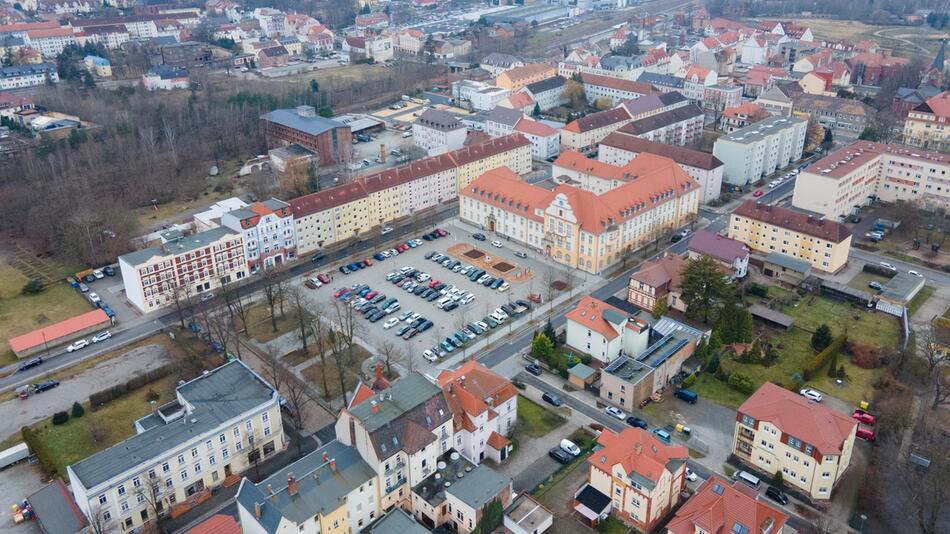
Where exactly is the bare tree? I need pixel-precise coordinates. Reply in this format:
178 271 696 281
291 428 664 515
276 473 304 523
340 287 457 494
259 346 286 395
378 340 404 378
262 271 284 333
308 306 332 398
563 268 576 298
281 369 312 458
327 299 362 406
288 286 314 353
133 478 169 533
86 505 110 534
542 267 557 311
168 279 195 330
455 307 471 360
201 305 239 362
223 283 252 335
896 419 950 534
801 513 840 534
403 337 415 374
918 323 949 409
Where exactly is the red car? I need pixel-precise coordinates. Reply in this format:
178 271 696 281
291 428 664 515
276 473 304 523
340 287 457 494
753 189 764 197
334 288 346 298
436 228 448 237
396 243 409 252
856 427 876 442
365 291 378 299
428 280 441 288
317 273 331 284
363 258 373 267
852 409 876 425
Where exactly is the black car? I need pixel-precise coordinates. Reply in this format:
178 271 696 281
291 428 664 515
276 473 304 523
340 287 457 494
84 274 96 283
396 325 411 336
426 292 440 302
410 318 426 328
670 234 683 243
765 486 789 505
424 251 436 259
311 252 326 263
421 289 434 298
482 277 495 287
473 233 487 241
626 416 648 429
433 283 446 291
17 357 43 372
443 301 459 311
525 363 542 376
102 266 116 276
418 320 434 332
548 447 572 464
413 285 428 295
34 380 60 393
542 392 563 407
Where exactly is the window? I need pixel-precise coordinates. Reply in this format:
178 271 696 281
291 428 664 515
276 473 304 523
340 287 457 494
132 477 141 488
117 484 126 496
219 433 227 444
162 462 170 473
165 479 173 488
98 494 107 505
191 448 199 458
194 463 201 474
262 412 269 423
741 414 755 427
246 421 253 432
209 455 216 466
222 448 230 459
235 442 243 451
120 501 129 512
103 511 112 521
180 470 188 481
787 436 802 450
206 440 213 451
264 425 271 437
136 494 145 504
233 427 241 438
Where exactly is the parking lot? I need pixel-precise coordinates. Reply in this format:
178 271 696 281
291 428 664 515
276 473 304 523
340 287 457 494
297 219 590 370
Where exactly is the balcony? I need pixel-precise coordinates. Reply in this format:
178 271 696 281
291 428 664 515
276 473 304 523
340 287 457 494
385 477 406 495
384 458 406 476
737 426 755 442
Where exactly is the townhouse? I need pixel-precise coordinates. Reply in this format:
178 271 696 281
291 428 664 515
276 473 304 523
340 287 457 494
792 140 950 219
666 475 789 534
479 52 524 77
68 361 283 532
494 63 556 92
903 90 950 152
0 92 34 119
291 182 372 255
395 28 424 55
576 428 689 531
142 65 190 90
412 109 467 152
687 229 750 278
598 134 724 203
719 102 770 133
564 296 651 366
219 199 295 272
626 253 688 313
728 200 852 273
580 72 653 107
118 227 248 312
712 115 807 186
734 383 857 500
461 157 699 275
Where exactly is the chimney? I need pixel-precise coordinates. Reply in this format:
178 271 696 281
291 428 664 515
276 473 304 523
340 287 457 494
287 473 298 497
330 458 337 471
375 362 384 381
254 502 262 519
818 217 824 226
370 400 379 414
266 484 273 495
322 451 329 462
635 442 643 456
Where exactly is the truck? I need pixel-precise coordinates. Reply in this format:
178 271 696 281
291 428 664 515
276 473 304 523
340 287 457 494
0 443 29 470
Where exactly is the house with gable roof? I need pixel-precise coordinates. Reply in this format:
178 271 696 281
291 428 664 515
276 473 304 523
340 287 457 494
666 474 789 534
626 253 688 313
565 296 651 366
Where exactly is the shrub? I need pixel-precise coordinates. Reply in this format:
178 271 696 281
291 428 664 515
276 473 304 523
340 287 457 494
71 401 85 418
811 324 833 351
862 263 898 278
847 341 885 369
747 283 769 298
803 334 847 380
681 374 697 388
826 350 839 378
728 372 756 395
52 411 69 425
706 353 721 373
21 279 45 295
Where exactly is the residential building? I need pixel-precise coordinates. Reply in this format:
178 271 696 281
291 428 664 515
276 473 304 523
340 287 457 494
254 7 287 37
792 93 874 139
256 45 289 69
219 199 295 272
484 106 523 138
666 475 789 534
733 382 857 500
0 91 34 119
903 91 950 152
193 197 249 232
577 428 689 531
479 52 524 77
598 134 724 203
728 200 853 273
580 73 653 107
67 360 283 531
712 115 807 186
236 440 380 534
561 91 694 151
409 456 512 533
792 140 950 219
847 52 910 86
460 160 699 275
513 117 559 160
261 105 352 164
369 509 430 534
637 72 684 94
412 109 467 152
687 229 750 278
522 75 566 111
26 27 76 57
564 296 650 365
365 33 394 63
0 63 58 89
720 102 770 133
451 133 533 190
395 28 424 55
494 63 556 92
142 65 189 90
755 85 793 117
83 55 112 77
452 80 509 111
743 66 792 98
600 326 699 410
617 101 705 147
560 107 633 151
682 64 717 102
497 91 535 114
701 83 743 116
354 12 389 30
118 228 248 312
626 253 687 313
435 361 518 464
504 494 554 534
291 181 371 253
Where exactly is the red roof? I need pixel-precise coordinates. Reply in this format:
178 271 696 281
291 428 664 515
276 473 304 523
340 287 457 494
186 514 241 534
0 92 33 108
486 431 510 450
580 72 654 95
9 309 110 354
667 475 788 534
348 382 376 409
27 27 73 38
738 382 857 456
687 229 749 264
590 428 689 483
565 296 628 341
923 91 950 118
630 253 686 292
513 117 557 137
563 107 631 133
503 91 534 110
462 166 553 223
290 181 368 219
733 200 851 243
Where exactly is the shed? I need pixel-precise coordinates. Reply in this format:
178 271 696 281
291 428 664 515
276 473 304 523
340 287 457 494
28 480 88 534
568 363 597 388
759 252 811 285
505 493 554 534
748 303 795 330
879 272 925 306
8 309 111 358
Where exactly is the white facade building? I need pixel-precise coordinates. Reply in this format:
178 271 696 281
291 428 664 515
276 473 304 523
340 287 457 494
220 198 296 272
412 109 467 153
713 115 807 186
565 296 651 365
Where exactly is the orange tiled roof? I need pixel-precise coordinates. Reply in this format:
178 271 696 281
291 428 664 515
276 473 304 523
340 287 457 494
437 360 519 409
513 117 557 137
502 91 534 110
666 475 789 534
487 431 510 450
565 296 627 341
462 166 553 223
590 428 689 483
9 309 110 353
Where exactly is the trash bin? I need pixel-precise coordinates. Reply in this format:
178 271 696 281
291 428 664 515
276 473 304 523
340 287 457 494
859 400 869 411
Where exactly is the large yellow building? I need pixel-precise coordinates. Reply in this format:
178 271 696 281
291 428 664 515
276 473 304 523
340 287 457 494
494 63 556 92
460 152 699 274
734 383 857 500
728 200 852 273
902 90 950 152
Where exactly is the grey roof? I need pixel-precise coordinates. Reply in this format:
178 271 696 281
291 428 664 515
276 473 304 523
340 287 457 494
447 464 511 509
602 308 626 326
652 316 707 339
481 53 522 68
68 361 276 489
623 104 703 135
568 362 596 380
29 480 88 534
880 272 925 303
620 91 687 117
600 55 642 71
505 494 553 533
748 303 795 328
261 108 347 136
637 71 684 89
718 115 806 144
525 75 565 95
415 108 463 131
236 440 376 532
764 251 811 273
118 226 239 267
149 64 189 79
369 508 431 534
269 143 316 159
486 105 524 127
0 62 56 77
758 85 792 103
226 198 289 222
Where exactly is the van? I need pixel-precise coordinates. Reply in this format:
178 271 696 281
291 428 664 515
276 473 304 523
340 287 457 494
652 429 672 444
736 470 761 490
674 388 698 404
560 439 581 456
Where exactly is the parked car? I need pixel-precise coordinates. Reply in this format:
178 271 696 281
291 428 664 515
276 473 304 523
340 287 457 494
311 252 326 263
78 282 89 293
626 416 647 429
200 291 214 302
548 447 573 465
605 406 626 420
856 427 876 442
84 274 96 283
651 428 672 444
542 392 562 406
685 467 697 482
490 240 503 248
868 281 883 290
514 251 527 259
799 387 823 403
87 292 101 305
753 189 764 197
383 318 400 329
91 331 112 343
674 388 698 404
472 233 486 241
381 226 393 235
34 380 60 393
102 266 116 276
525 363 542 376
17 358 43 373
423 350 438 362
66 339 89 352
852 409 876 425
765 486 789 505
560 439 581 457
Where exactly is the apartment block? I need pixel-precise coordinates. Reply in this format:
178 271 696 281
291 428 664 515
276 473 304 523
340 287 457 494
68 361 283 532
0 63 59 89
728 200 852 273
118 228 248 312
564 296 650 366
561 92 694 152
412 109 467 152
734 383 857 500
220 198 295 272
903 91 950 152
494 63 556 92
580 72 653 107
793 140 950 220
461 158 699 275
713 115 807 186
522 75 567 111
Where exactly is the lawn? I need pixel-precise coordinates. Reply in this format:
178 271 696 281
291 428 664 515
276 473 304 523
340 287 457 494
245 303 300 343
26 376 178 479
132 181 230 229
598 516 630 534
516 396 566 438
690 373 751 410
907 285 936 318
0 264 92 363
300 343 372 401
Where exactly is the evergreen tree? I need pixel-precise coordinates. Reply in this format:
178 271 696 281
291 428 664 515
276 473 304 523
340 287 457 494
71 401 85 418
826 350 839 378
532 103 541 117
651 297 669 320
531 332 554 361
474 499 504 534
680 255 732 324
543 320 557 347
812 324 833 351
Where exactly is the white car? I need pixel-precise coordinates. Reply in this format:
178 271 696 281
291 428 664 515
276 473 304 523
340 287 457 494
91 331 112 343
460 294 475 305
605 406 626 420
498 282 510 292
490 240 503 248
200 291 214 302
768 181 778 188
66 339 89 352
381 226 394 235
685 467 698 482
560 439 581 457
799 387 823 403
908 270 923 277
423 350 438 362
93 269 105 279
383 318 400 329
879 261 896 270
87 292 101 305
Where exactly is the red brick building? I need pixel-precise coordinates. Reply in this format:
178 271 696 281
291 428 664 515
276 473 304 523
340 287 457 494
261 105 352 164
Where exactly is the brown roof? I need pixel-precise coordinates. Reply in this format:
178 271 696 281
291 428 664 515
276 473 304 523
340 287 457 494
449 133 531 166
414 108 463 131
436 360 518 418
289 181 368 219
359 153 456 193
580 72 654 95
687 229 749 263
513 117 557 137
630 254 686 292
667 475 789 534
738 382 857 456
733 200 852 243
565 296 628 341
590 428 689 483
600 133 722 170
563 107 631 133
498 63 554 83
793 93 873 117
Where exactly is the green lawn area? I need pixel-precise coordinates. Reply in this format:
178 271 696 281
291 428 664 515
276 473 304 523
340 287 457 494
907 285 936 318
689 373 751 410
0 264 93 364
598 516 631 534
516 395 566 438
27 376 177 479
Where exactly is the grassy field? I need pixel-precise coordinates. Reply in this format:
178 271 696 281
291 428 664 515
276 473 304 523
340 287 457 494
245 303 300 343
0 264 93 363
27 376 177 478
908 285 936 318
516 396 566 438
786 18 945 59
300 343 372 401
132 181 231 230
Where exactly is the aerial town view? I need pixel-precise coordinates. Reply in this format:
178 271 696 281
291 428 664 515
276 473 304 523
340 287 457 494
0 0 948 533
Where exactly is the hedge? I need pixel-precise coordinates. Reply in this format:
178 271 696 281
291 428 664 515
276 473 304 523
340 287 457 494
747 284 769 298
89 362 174 410
803 334 847 380
681 374 697 388
862 263 898 278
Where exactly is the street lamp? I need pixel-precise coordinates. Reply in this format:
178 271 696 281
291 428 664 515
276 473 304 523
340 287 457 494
859 514 867 533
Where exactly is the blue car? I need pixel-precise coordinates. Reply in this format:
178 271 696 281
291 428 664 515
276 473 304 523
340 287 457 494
422 234 434 241
373 252 386 261
338 290 352 300
348 262 362 271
